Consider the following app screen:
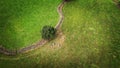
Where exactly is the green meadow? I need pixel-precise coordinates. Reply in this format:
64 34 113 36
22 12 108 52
0 0 120 68
0 0 60 50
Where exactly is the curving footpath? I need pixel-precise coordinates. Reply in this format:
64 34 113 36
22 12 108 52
0 1 65 56
55 1 65 29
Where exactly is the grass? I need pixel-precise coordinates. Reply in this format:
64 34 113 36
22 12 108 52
0 0 60 50
0 0 120 68
61 0 120 67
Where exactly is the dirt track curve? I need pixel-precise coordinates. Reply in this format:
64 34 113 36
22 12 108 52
0 1 65 56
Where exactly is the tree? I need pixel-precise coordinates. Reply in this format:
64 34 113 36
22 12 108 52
41 25 56 40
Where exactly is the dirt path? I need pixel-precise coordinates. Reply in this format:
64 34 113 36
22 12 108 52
55 1 65 29
0 1 65 56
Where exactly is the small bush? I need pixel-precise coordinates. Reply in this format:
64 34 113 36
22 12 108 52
41 25 56 40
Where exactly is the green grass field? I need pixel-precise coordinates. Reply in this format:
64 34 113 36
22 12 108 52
0 0 120 68
0 0 60 50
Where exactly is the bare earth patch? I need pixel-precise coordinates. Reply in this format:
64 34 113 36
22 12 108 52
50 31 66 49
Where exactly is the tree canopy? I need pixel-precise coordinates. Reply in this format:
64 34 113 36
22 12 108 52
41 26 56 40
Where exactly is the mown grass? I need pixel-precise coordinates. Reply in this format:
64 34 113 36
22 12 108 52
0 0 60 50
0 0 120 68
